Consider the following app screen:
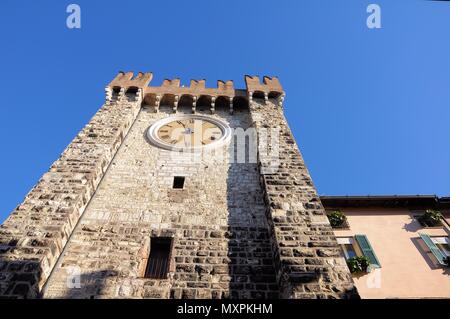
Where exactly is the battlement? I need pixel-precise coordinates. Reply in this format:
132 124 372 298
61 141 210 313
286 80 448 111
245 75 285 104
108 71 153 90
190 79 206 89
161 78 181 88
145 78 235 97
105 72 285 112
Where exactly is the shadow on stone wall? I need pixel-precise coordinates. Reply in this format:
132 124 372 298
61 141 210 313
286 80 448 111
0 253 42 299
225 161 279 299
0 246 115 299
59 270 118 299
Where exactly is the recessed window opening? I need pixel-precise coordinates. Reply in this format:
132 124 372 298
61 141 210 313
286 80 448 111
144 237 173 279
126 86 139 94
173 176 185 189
253 91 265 99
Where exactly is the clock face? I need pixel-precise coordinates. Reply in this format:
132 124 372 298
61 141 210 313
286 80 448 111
147 115 231 151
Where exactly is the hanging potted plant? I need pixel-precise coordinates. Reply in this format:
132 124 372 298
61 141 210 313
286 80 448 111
346 256 371 274
327 210 349 229
418 209 443 227
444 256 450 268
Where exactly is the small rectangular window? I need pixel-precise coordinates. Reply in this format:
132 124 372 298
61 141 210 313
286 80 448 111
172 176 185 189
431 236 450 256
421 234 450 266
144 237 172 279
337 235 381 268
337 237 357 260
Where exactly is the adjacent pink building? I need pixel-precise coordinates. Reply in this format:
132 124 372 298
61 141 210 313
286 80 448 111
321 195 450 299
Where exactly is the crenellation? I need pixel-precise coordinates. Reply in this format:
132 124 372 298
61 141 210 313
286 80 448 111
216 80 234 92
106 72 286 111
108 71 153 91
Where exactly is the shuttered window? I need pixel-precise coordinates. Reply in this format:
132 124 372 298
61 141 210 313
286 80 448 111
432 236 450 256
144 237 172 279
355 234 381 268
419 233 447 266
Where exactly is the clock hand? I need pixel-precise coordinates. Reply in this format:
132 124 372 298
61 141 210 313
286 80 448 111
184 132 190 147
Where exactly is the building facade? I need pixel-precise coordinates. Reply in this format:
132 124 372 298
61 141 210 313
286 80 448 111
321 195 450 299
0 72 357 299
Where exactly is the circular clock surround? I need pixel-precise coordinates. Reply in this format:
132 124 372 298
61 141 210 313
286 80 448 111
146 114 232 152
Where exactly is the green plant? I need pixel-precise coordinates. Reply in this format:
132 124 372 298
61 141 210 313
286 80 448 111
346 256 370 274
327 210 347 228
418 209 443 227
444 255 450 268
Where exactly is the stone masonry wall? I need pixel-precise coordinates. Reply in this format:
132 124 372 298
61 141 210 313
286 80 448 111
42 104 279 299
0 94 142 298
248 98 358 299
0 72 357 299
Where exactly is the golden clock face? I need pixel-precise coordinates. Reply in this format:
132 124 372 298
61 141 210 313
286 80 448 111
147 115 231 151
157 118 223 148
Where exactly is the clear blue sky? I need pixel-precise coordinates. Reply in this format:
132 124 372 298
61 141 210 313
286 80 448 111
1 0 449 223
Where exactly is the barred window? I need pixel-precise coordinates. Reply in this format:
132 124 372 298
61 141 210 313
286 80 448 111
144 237 172 279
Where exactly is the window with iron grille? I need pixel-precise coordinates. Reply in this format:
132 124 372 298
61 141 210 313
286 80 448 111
144 237 172 279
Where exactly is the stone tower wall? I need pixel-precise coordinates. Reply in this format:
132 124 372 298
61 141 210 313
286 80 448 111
0 94 142 298
248 100 357 298
0 72 357 299
42 105 279 299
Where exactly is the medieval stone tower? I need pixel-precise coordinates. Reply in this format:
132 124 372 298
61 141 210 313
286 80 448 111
0 72 357 299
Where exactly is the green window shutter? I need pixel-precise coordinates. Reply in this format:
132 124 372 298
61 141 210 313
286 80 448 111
419 233 446 266
355 235 381 268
